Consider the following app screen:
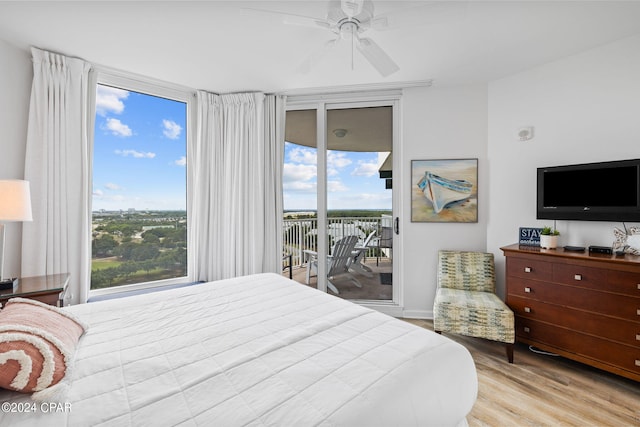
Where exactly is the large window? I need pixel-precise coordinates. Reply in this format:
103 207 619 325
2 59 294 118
90 78 189 291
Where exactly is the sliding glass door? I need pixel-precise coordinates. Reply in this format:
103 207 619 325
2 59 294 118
284 97 399 305
325 105 393 301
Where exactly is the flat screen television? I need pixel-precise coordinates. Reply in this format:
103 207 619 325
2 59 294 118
537 159 640 222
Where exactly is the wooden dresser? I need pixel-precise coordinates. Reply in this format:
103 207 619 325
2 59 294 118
501 244 640 382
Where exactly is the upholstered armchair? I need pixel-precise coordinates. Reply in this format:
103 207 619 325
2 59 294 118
433 250 515 363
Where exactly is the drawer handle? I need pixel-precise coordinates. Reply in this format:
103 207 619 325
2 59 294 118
524 307 531 313
524 267 532 273
636 334 640 341
524 287 531 293
574 274 582 281
637 284 640 290
636 360 640 367
524 327 530 333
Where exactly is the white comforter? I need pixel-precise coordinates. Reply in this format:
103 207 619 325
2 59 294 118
1 273 477 426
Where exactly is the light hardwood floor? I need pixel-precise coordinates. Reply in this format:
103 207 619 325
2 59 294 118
404 319 640 427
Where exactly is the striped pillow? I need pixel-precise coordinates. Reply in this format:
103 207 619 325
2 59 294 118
0 298 87 397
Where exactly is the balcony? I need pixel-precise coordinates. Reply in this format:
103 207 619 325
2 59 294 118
282 216 392 300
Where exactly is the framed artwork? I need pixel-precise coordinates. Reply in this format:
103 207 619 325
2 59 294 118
411 158 478 223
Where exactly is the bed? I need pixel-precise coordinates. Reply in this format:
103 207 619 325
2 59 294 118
0 273 477 426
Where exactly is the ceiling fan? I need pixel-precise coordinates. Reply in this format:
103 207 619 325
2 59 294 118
245 0 402 77
298 0 400 77
247 0 467 77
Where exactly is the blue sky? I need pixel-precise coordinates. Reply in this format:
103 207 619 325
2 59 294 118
92 85 187 211
92 85 391 211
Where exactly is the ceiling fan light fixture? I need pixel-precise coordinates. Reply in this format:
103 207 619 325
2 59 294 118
333 128 348 138
339 21 358 39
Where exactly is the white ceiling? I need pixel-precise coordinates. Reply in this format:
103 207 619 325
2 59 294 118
1 1 640 93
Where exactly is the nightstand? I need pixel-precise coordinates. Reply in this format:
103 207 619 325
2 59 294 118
0 273 70 308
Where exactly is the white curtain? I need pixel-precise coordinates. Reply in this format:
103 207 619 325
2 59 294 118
263 94 286 273
21 47 95 305
190 92 286 281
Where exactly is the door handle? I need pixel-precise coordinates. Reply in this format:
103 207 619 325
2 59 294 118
394 217 399 235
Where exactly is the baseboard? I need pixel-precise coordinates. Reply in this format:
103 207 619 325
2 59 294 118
401 309 433 319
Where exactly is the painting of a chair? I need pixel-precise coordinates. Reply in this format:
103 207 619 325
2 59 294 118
304 235 361 295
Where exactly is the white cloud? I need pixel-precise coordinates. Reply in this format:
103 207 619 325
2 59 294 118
96 86 129 116
283 163 317 193
287 148 351 177
162 119 182 139
327 151 352 169
115 149 156 159
283 163 317 183
327 151 353 176
288 146 317 164
174 156 186 166
328 180 348 192
283 181 316 192
104 118 132 137
351 161 379 177
93 189 104 197
104 183 122 191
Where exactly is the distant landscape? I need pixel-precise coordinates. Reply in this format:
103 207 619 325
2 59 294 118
284 209 392 218
92 209 392 289
91 210 187 289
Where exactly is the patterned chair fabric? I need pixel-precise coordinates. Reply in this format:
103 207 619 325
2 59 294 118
437 250 496 293
434 250 515 361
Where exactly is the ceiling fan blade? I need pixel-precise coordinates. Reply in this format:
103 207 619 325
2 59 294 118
341 0 364 18
298 38 341 74
356 37 399 77
241 8 330 30
371 1 468 31
284 14 331 30
326 0 348 25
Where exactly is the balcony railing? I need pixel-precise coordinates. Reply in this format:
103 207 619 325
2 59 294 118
283 216 391 268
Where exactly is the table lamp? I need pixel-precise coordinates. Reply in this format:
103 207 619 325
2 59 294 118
0 180 33 290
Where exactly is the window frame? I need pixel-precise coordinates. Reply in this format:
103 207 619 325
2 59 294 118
89 68 196 298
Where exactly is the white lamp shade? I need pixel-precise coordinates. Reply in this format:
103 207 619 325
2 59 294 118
0 180 33 222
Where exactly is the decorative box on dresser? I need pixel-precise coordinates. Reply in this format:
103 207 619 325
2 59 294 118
501 244 640 382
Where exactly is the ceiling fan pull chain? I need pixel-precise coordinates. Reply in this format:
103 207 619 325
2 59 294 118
351 28 355 70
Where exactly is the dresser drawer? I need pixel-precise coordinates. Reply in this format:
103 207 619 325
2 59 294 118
506 257 552 281
553 264 607 289
516 317 640 375
508 295 640 347
553 263 640 296
507 278 640 322
607 270 640 297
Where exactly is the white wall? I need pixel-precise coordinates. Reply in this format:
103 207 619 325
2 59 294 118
487 34 640 297
0 40 32 278
401 84 489 318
